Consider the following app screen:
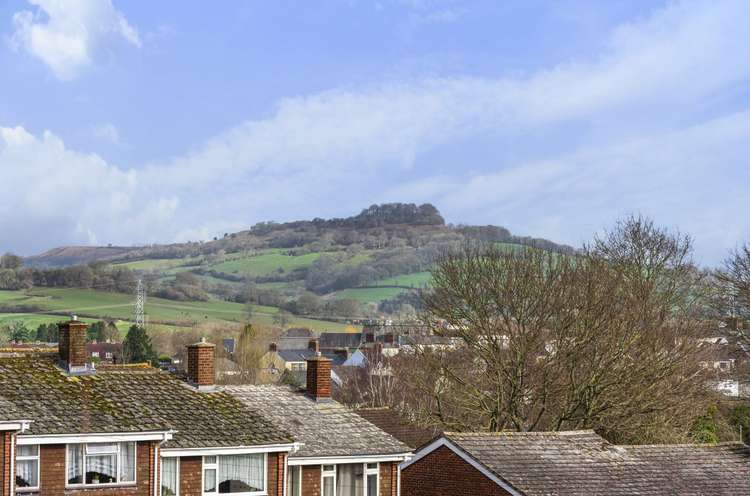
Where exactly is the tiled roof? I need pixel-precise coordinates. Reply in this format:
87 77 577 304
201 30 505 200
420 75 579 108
355 407 439 449
225 385 410 459
440 431 750 496
319 332 362 350
277 349 348 367
0 355 292 449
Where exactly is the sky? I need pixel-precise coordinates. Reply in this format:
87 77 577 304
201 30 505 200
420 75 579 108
0 0 749 265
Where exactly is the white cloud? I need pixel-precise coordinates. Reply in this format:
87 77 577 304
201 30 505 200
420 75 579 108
92 123 120 144
3 0 750 263
10 0 140 80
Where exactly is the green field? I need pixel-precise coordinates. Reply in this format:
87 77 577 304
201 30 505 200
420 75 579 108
112 257 202 271
209 250 322 276
332 287 409 304
0 289 352 332
375 272 433 288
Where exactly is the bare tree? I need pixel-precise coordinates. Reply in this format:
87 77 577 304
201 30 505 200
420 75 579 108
716 244 750 343
411 216 710 443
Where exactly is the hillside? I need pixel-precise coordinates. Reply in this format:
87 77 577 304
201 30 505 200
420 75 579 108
3 203 573 332
25 245 138 268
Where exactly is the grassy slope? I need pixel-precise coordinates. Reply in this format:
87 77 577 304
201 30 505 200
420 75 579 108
210 249 322 276
375 272 433 288
0 289 351 332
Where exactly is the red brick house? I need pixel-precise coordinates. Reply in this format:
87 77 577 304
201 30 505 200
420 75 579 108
0 318 297 496
401 431 750 496
226 354 411 496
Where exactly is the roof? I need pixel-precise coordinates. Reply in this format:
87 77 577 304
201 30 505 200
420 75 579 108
222 338 236 354
319 332 362 350
277 337 313 350
281 328 315 338
0 355 292 449
355 407 438 449
415 431 750 496
277 349 348 367
225 384 410 459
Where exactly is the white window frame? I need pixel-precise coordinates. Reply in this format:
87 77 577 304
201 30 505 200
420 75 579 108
15 444 40 492
202 453 268 496
319 463 379 496
161 456 180 496
365 462 379 496
65 442 137 489
321 465 336 496
287 465 302 496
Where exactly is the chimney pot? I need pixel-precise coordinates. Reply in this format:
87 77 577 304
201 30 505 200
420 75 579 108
308 339 320 353
269 342 278 352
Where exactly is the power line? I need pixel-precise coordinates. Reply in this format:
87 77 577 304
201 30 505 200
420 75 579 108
134 279 146 329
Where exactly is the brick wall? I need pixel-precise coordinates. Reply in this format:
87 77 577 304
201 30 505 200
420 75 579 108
379 462 398 496
269 453 284 496
32 440 156 495
300 465 321 496
187 343 215 386
179 452 284 496
179 456 202 496
401 445 511 496
0 432 11 496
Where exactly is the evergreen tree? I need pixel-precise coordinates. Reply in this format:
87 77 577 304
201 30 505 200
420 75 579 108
123 325 155 364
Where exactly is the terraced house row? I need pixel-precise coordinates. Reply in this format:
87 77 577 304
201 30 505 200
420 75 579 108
0 318 411 496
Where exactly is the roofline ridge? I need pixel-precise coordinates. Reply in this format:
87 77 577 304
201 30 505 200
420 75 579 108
622 441 749 448
445 429 597 436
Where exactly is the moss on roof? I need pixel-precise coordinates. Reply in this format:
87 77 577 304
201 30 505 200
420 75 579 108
0 356 292 449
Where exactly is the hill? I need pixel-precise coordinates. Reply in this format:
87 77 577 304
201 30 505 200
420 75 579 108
3 203 573 332
25 245 138 268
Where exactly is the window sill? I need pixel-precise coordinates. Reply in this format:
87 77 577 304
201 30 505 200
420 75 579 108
65 482 138 490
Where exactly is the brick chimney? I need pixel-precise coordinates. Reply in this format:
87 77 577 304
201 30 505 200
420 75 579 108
58 316 89 373
308 339 320 353
187 337 215 389
306 353 332 401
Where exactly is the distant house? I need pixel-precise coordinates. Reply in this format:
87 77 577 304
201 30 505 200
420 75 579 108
226 355 411 496
222 337 236 354
277 328 316 350
320 332 363 350
258 339 348 384
401 431 750 496
86 342 122 364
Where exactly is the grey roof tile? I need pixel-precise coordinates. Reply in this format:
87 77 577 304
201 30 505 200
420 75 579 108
442 431 750 496
225 384 410 459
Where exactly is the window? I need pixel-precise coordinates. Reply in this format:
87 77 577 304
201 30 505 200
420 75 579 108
322 465 336 496
91 351 100 358
66 442 136 487
106 352 113 359
287 465 301 496
16 445 40 491
162 457 179 496
365 463 378 496
321 463 379 496
203 454 266 495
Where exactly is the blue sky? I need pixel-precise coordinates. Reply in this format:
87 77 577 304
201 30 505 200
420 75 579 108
1 0 749 264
